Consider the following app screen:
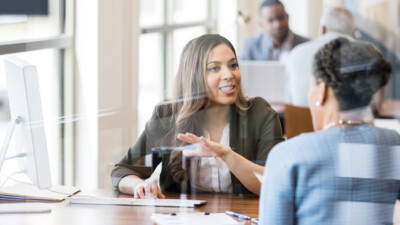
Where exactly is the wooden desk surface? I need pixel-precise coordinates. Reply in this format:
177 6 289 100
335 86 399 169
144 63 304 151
1 189 259 225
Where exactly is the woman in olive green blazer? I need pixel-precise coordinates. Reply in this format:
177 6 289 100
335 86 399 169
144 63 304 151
111 34 284 198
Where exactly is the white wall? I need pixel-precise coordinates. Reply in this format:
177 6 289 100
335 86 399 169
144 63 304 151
74 0 139 189
236 0 263 50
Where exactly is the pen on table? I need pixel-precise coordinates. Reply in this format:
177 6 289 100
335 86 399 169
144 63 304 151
225 211 250 220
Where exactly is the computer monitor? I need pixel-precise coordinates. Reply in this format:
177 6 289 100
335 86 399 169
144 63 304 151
239 60 287 104
0 55 52 189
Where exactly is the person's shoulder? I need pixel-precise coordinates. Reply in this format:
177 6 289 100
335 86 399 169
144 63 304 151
288 41 313 58
288 37 323 62
153 101 174 118
246 97 277 115
292 32 310 46
368 125 400 144
267 130 328 164
244 32 270 45
275 129 334 151
145 101 174 130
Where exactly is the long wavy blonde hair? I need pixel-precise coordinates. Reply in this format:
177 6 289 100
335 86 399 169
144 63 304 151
167 34 249 189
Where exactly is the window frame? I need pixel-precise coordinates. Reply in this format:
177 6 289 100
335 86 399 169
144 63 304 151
140 0 216 95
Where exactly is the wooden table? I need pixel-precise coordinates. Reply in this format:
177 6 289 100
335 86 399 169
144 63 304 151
1 189 259 225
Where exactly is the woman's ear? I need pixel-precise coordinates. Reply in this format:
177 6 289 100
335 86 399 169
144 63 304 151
317 82 329 106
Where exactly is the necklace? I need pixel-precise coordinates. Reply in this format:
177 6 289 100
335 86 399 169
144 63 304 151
323 119 364 130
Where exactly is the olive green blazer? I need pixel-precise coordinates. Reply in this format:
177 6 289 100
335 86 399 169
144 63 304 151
111 97 284 194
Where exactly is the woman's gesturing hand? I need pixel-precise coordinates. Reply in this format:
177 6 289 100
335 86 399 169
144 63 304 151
177 133 231 158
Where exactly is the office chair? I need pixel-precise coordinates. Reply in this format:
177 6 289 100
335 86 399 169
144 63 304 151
284 104 314 139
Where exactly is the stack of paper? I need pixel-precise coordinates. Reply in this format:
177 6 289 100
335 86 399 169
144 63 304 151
0 182 80 201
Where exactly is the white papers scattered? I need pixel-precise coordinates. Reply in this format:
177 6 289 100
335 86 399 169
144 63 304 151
151 213 244 225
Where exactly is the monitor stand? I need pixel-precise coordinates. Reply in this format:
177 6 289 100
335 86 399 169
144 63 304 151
0 117 51 214
0 116 22 173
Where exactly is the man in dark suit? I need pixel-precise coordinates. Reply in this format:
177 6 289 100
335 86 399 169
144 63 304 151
240 0 309 62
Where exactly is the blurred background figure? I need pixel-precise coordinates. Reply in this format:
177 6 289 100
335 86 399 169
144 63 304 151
323 0 400 102
286 7 354 107
239 0 309 63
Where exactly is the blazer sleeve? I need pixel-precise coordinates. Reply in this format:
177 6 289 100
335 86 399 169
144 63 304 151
111 130 149 192
111 105 171 192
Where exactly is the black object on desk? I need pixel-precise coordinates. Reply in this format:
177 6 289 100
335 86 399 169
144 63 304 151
151 147 173 172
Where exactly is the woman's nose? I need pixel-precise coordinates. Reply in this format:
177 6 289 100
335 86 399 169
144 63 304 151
222 67 233 80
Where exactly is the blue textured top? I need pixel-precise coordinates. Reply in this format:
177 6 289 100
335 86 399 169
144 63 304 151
259 125 400 225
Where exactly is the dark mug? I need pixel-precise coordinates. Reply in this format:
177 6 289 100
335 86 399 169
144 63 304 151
151 147 174 172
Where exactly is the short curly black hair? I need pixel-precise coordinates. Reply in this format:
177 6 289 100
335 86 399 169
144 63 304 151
312 37 392 111
259 0 284 12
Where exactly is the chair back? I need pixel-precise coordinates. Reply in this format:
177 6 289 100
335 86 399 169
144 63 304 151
284 104 314 139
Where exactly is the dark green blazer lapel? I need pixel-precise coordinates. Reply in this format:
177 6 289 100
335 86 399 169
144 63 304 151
229 104 252 194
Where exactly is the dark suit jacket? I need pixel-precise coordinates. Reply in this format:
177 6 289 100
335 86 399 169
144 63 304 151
111 97 284 194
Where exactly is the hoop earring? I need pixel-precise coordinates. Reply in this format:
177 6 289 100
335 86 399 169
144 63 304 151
315 100 322 106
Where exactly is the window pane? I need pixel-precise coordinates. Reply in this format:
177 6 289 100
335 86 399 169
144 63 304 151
0 0 63 42
138 33 164 133
0 50 62 185
171 0 208 24
171 27 206 81
140 0 164 27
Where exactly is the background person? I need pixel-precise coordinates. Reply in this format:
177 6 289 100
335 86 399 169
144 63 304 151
259 37 400 224
239 0 309 62
286 7 354 107
111 34 284 199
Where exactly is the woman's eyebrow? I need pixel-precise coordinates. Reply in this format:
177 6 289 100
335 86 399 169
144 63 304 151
228 58 237 63
207 61 221 65
207 58 237 65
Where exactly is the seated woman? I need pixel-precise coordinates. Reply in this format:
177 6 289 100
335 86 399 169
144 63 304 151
111 34 284 198
259 37 400 224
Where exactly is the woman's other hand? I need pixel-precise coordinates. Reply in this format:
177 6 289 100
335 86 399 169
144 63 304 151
133 181 165 199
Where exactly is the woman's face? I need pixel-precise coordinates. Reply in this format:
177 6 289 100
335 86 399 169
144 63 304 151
206 44 241 107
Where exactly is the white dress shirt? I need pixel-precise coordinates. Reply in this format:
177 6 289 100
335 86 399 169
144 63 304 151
271 31 294 63
146 124 233 193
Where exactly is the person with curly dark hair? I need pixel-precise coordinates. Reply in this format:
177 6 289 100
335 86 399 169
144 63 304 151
259 37 400 224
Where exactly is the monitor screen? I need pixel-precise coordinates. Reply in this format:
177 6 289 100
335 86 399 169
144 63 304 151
0 0 48 15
